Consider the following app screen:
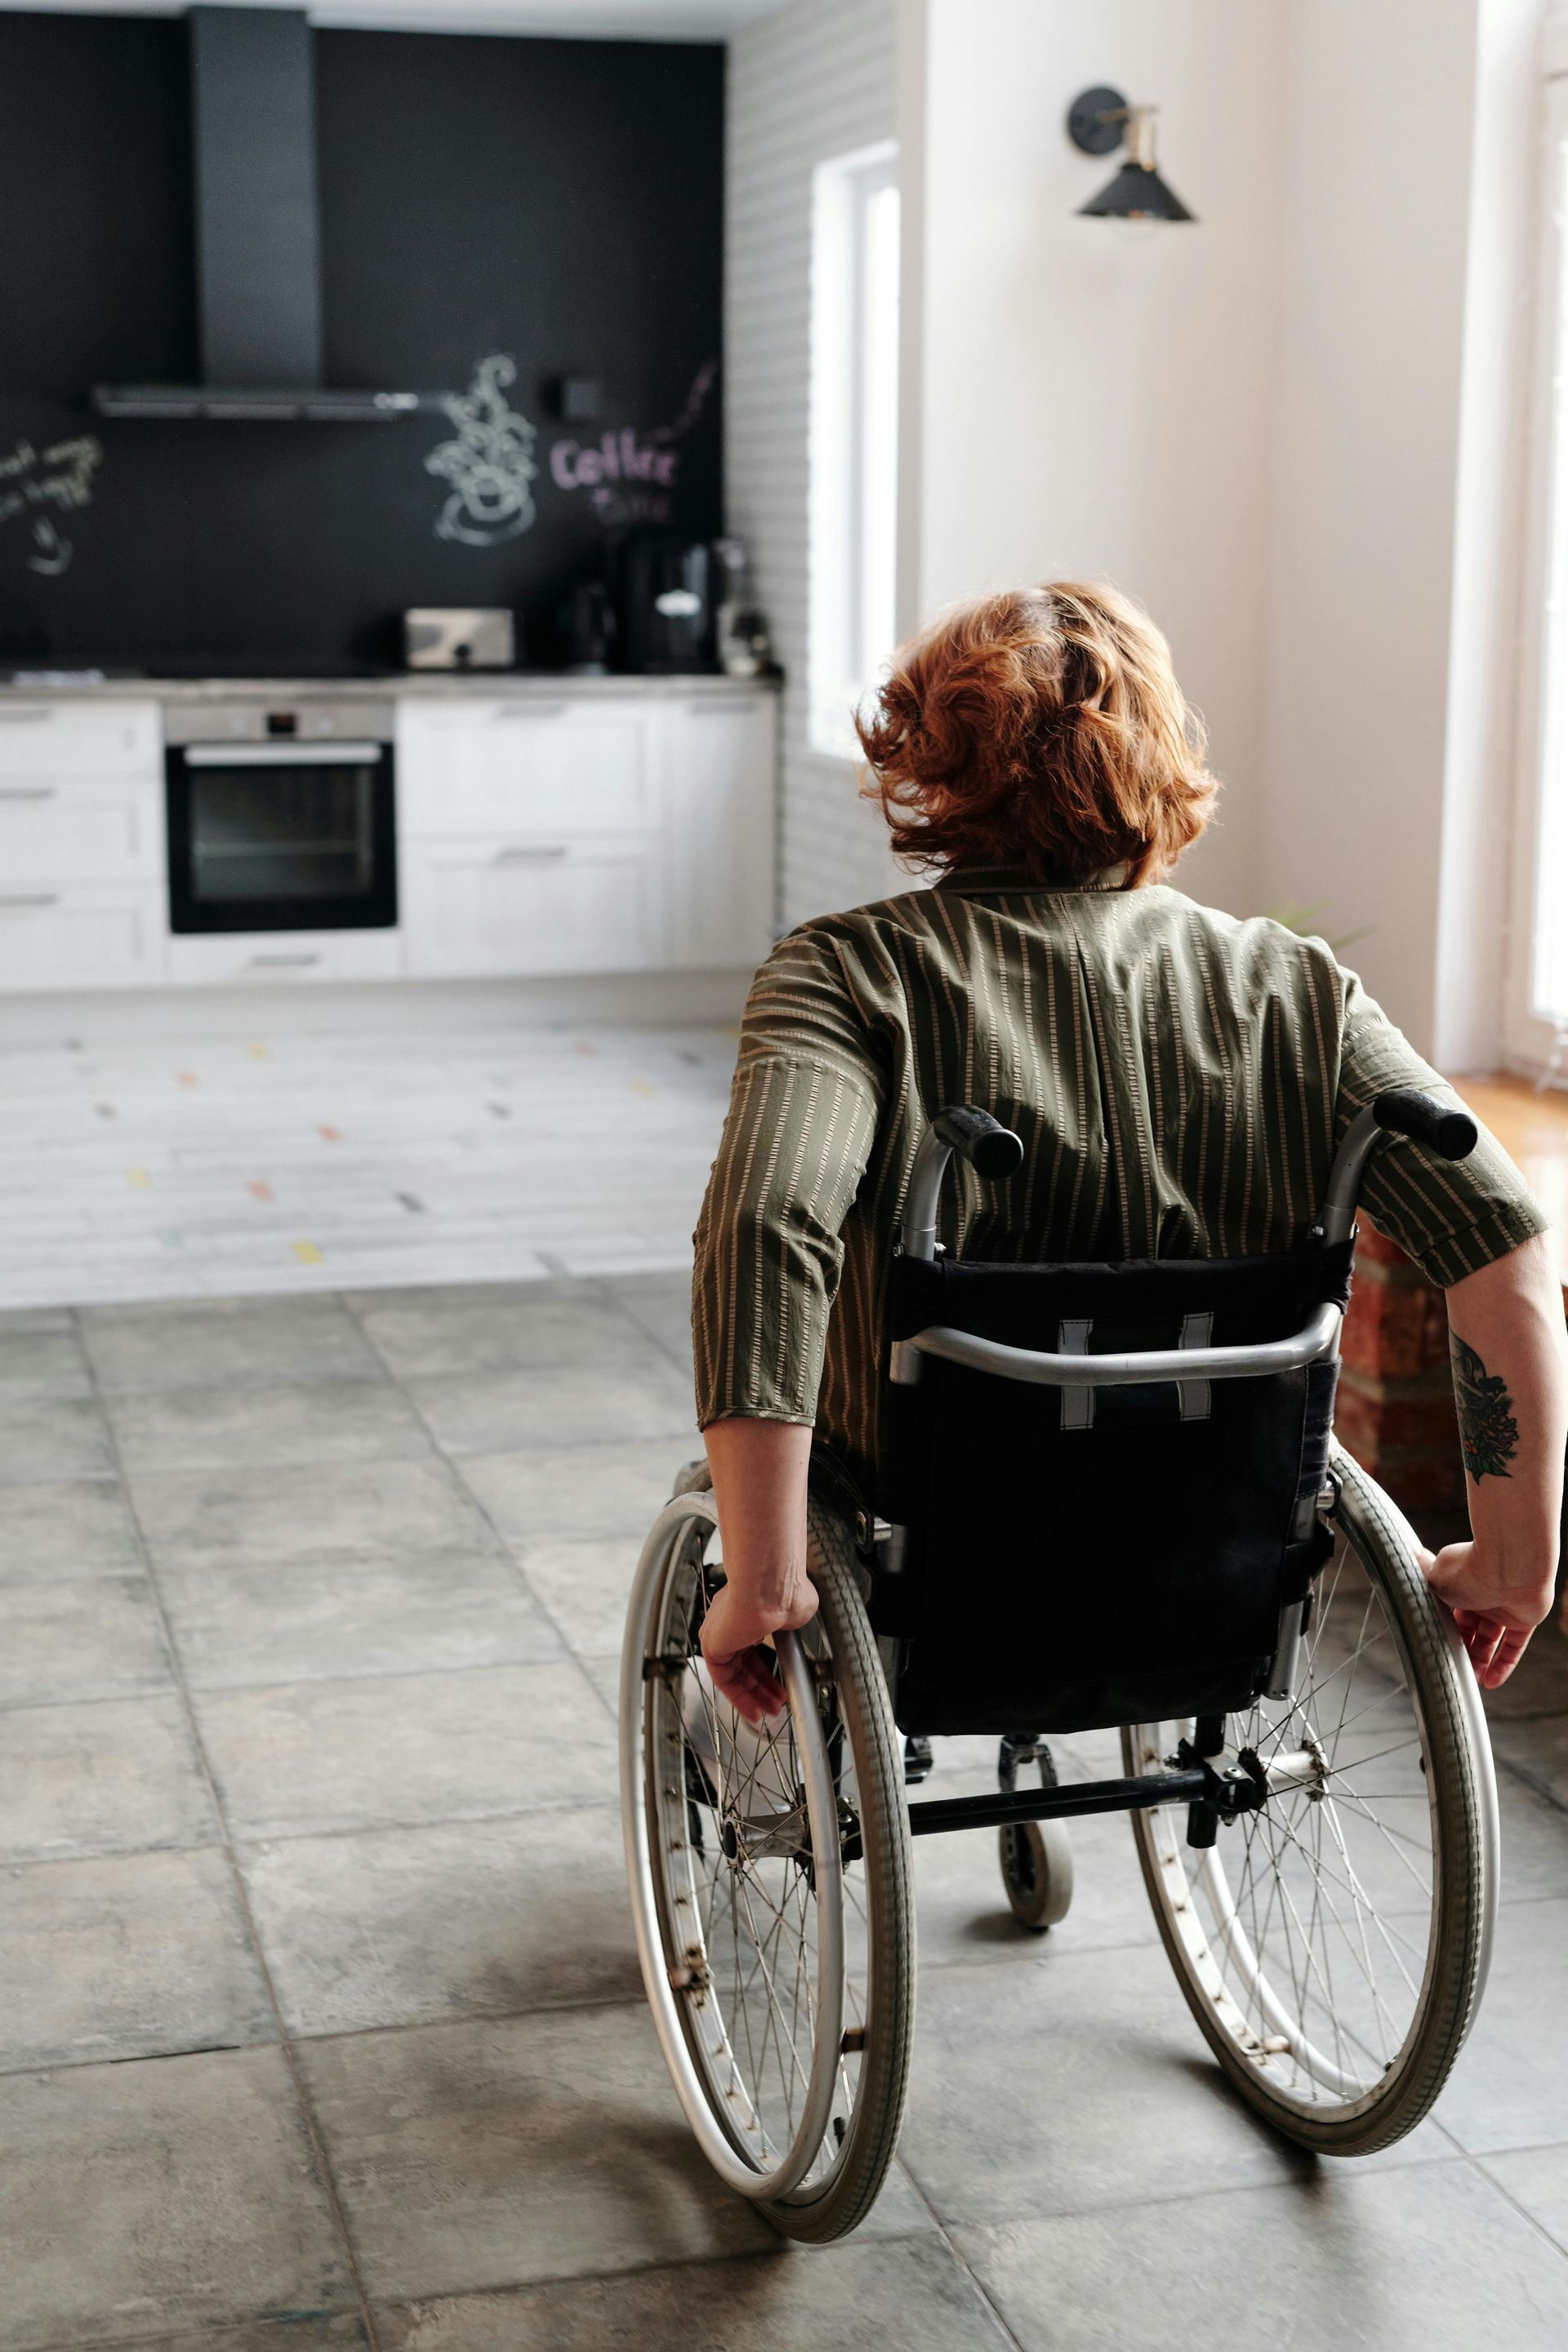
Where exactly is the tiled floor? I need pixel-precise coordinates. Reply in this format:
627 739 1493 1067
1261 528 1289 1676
0 1011 736 1309
3 1280 1568 2351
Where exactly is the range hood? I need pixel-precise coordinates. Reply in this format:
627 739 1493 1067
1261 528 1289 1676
92 7 430 423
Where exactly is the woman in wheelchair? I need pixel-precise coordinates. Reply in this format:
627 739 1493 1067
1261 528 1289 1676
621 580 1568 2241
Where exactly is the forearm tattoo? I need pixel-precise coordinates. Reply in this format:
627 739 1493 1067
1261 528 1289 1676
1450 1335 1520 1482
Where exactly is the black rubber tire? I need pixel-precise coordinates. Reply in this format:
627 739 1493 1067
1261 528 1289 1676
999 1816 1075 1931
760 1493 917 2242
1125 1447 1497 2157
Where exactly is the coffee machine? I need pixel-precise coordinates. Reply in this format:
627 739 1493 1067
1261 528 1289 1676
619 539 716 673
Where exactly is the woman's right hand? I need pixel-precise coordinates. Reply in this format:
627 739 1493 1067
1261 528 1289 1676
699 1576 817 1725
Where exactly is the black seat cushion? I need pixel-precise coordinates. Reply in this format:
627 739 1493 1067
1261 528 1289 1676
874 1247 1349 1737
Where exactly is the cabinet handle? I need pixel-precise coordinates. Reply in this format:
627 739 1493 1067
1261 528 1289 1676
247 951 323 967
0 709 54 725
490 703 568 721
0 891 59 907
686 700 760 717
495 844 570 862
0 786 56 800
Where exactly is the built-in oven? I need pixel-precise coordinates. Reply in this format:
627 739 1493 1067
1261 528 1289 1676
164 700 397 933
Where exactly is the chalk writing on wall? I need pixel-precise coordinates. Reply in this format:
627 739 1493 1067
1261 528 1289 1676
425 356 537 546
547 359 717 530
0 436 103 574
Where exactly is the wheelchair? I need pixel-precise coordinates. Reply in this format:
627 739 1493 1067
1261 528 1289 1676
619 1088 1500 2242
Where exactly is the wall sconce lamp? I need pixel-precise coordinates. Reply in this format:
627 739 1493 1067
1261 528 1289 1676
1067 85 1196 223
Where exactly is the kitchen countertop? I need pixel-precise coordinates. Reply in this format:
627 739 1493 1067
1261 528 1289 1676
0 671 779 702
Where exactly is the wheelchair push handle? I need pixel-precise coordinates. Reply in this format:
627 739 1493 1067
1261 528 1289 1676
1319 1085 1479 1246
1372 1088 1478 1162
933 1105 1026 1180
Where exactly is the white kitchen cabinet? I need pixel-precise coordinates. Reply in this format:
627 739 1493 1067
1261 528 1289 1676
0 885 166 990
0 701 160 774
0 773 165 884
398 697 661 838
400 835 661 977
660 693 776 969
163 930 403 986
0 702 166 989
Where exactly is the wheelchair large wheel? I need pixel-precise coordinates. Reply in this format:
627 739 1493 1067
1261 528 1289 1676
621 1480 914 2241
1124 1444 1499 2157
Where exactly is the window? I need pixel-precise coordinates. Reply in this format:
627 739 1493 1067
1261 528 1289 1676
808 140 900 760
1511 21 1568 1072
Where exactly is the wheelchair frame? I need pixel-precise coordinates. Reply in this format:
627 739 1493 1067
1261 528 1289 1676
875 1091 1477 1857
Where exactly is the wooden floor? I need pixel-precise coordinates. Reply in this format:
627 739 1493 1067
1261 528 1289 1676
0 1004 737 1309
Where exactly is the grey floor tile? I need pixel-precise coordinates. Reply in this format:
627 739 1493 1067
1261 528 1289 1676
0 1393 114 1483
135 2323 368 2352
1485 1623 1568 1720
1494 1769 1568 1901
0 1307 74 1334
896 1947 1309 2227
952 2161 1568 2352
0 1576 171 1710
0 1695 219 1864
406 1357 697 1456
296 2006 780 2299
355 1292 653 1379
1434 1896 1568 2154
159 1547 562 1691
107 1379 430 1477
0 1846 274 2072
0 2044 354 2351
241 1806 641 2036
1491 1714 1568 1810
913 1799 1159 1971
130 1454 493 1567
195 1659 616 1839
459 1438 693 1543
373 2235 1003 2351
0 1327 92 1401
1481 2143 1568 2256
606 1276 695 1374
511 1536 639 1659
0 1476 143 1585
83 1298 382 1393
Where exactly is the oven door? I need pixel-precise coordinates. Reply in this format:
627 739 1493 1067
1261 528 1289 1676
166 741 397 933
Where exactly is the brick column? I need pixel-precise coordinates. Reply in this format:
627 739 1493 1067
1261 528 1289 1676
1336 1218 1464 1513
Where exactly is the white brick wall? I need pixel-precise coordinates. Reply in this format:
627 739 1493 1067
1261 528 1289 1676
725 0 905 932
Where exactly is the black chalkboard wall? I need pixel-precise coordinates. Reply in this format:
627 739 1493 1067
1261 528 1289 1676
0 12 724 667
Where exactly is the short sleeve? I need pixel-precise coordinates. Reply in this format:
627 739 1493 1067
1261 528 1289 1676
1334 971 1549 1285
692 924 885 1428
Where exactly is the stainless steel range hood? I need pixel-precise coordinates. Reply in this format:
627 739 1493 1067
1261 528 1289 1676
92 7 430 424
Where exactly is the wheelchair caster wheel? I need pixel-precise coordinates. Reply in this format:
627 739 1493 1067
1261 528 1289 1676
999 1815 1074 1931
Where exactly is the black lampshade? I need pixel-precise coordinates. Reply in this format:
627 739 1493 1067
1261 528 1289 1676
1079 160 1195 224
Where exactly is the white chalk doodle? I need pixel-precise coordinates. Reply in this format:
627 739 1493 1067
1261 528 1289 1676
425 356 537 546
28 519 71 575
0 435 103 573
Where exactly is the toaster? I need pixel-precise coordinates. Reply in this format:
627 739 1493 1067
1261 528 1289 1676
403 608 516 670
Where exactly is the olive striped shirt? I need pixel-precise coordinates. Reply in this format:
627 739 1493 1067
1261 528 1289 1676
692 864 1548 1493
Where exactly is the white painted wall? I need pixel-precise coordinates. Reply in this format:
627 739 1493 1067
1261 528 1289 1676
900 0 1289 919
725 0 905 928
1262 0 1494 1052
732 0 1538 1053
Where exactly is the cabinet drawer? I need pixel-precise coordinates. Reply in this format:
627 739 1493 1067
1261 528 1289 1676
0 702 160 776
164 929 403 986
403 835 659 977
0 773 165 883
0 884 165 991
398 700 659 836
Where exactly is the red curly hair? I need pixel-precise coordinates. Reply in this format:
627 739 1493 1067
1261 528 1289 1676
856 580 1218 889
